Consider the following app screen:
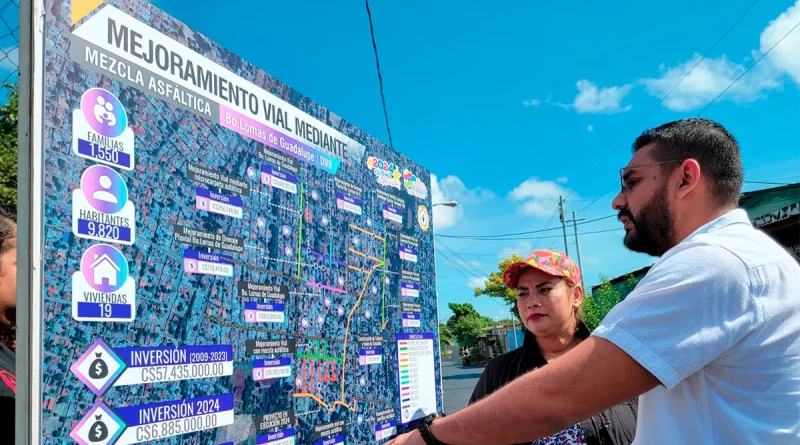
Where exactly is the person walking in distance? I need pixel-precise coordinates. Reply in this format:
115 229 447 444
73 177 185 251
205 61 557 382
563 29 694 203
387 118 800 445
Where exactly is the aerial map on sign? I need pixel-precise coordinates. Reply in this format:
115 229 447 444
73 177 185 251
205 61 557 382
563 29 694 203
38 1 442 444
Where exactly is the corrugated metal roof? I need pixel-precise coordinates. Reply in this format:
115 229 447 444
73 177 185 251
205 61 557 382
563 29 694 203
739 183 800 221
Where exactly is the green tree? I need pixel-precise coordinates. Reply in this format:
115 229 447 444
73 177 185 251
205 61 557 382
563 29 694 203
474 254 640 332
581 274 639 331
445 302 492 349
438 323 455 346
473 255 525 318
0 83 18 207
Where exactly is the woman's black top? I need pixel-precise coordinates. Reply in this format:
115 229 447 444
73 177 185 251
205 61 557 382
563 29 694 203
468 323 638 445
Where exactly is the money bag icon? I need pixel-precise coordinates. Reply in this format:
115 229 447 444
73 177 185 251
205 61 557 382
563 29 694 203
88 352 108 380
88 415 109 442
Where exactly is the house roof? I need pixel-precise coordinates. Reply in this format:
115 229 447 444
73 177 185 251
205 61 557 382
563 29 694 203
739 183 800 221
481 323 517 332
90 254 121 271
591 264 652 291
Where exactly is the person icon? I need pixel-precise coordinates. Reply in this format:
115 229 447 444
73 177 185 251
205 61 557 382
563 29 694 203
92 175 118 204
93 96 117 126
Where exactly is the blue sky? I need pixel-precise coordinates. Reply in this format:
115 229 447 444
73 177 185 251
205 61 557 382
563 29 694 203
132 0 800 319
153 0 800 321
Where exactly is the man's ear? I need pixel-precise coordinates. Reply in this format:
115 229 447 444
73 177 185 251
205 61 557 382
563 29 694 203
675 159 701 200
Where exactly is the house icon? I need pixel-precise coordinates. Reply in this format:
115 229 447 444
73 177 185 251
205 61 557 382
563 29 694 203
90 253 120 287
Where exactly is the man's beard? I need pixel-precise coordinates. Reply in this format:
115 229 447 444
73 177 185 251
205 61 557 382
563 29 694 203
619 185 675 257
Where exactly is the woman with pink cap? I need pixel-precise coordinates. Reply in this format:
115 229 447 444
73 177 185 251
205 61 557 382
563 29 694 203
468 249 637 445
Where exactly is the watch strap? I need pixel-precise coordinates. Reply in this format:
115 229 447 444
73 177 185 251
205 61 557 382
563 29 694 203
418 414 447 445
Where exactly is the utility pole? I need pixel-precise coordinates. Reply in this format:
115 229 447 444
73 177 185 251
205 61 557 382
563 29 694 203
571 211 587 291
511 315 519 348
558 196 570 256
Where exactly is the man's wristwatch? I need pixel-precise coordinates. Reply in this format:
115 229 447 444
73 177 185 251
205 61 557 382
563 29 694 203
417 413 449 445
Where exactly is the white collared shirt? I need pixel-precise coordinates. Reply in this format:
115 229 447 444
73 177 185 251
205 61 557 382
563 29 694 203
594 209 800 444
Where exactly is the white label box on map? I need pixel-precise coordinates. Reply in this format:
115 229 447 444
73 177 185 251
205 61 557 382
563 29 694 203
396 333 437 425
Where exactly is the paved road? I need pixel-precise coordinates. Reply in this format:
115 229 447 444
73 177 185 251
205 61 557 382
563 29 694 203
441 360 485 414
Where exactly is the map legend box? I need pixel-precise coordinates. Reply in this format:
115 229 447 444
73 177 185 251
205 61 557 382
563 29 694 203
396 333 437 425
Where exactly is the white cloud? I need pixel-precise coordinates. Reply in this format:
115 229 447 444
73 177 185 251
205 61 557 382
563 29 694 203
587 125 594 132
556 176 569 184
522 99 541 107
571 80 633 114
467 276 488 289
509 177 571 218
760 0 800 84
640 53 780 111
468 260 485 270
430 174 494 232
498 241 533 260
541 81 631 114
640 1 799 111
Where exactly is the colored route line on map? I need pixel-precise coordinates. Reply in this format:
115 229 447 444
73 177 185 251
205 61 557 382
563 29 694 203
242 252 318 269
353 397 393 407
348 224 385 241
297 340 342 362
339 262 383 402
348 248 384 265
349 248 366 258
294 393 330 409
348 265 371 274
296 182 305 279
233 259 302 283
297 352 343 361
294 223 388 412
303 247 347 267
306 280 348 294
202 314 343 343
381 233 388 329
299 342 340 397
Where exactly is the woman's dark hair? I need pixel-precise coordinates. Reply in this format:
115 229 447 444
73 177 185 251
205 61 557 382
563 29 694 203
0 205 17 257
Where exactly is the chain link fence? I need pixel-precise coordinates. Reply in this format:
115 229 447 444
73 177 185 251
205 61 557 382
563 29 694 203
0 0 18 101
0 0 16 209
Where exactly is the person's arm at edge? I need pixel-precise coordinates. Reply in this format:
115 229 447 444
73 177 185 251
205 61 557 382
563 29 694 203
415 336 657 445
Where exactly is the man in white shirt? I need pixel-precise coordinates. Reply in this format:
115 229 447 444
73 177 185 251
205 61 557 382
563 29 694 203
388 118 800 445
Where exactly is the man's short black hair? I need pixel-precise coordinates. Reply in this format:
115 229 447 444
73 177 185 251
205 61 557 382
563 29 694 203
633 118 743 207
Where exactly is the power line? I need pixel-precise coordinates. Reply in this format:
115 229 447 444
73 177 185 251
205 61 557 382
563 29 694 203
562 0 763 203
439 250 489 281
437 228 622 242
440 251 530 258
364 0 395 149
437 239 493 277
454 206 558 255
437 250 510 312
573 177 798 218
532 207 562 252
437 214 616 240
577 183 618 215
696 19 800 116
